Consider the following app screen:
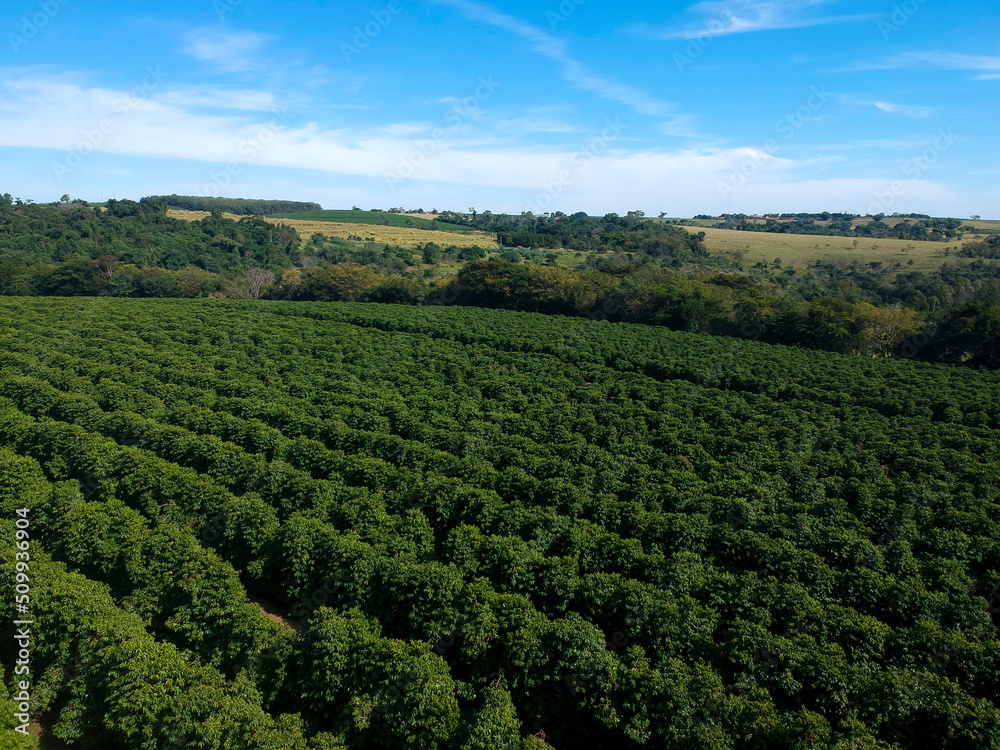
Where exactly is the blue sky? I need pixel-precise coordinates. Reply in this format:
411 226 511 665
1 0 997 216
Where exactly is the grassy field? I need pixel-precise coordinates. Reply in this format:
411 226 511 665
266 209 475 233
274 220 498 248
685 225 976 271
166 209 498 249
959 219 1000 232
672 216 1000 233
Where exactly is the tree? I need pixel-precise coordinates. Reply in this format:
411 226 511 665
854 302 920 357
422 243 442 265
244 268 276 300
176 267 222 298
298 264 383 301
460 681 521 750
92 255 120 287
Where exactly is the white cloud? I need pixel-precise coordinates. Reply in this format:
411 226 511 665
874 101 931 118
496 114 579 135
631 0 876 40
157 87 277 110
0 72 972 217
842 50 1000 76
815 137 944 151
428 0 693 133
182 28 274 73
836 95 933 118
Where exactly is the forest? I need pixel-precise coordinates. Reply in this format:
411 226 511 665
1 297 999 749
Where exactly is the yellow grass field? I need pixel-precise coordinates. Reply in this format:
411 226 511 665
684 226 975 272
166 209 498 249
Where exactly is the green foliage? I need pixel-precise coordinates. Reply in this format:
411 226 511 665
0 297 998 749
143 194 322 215
0 666 38 749
0 199 301 283
460 682 521 750
268 210 475 233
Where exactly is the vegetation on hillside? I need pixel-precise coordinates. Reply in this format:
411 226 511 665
2 195 1000 369
714 214 966 241
142 194 322 216
267 210 476 233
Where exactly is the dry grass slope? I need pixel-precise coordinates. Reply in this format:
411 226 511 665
685 226 977 272
166 209 498 249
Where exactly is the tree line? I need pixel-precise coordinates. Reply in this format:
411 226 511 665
715 214 966 241
141 194 322 215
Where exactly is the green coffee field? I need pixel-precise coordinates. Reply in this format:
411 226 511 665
1 297 999 749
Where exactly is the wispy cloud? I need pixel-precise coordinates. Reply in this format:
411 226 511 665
631 0 876 40
841 50 1000 78
157 87 277 111
0 71 891 214
815 136 944 151
496 108 580 135
5 71 970 216
837 95 932 118
873 101 932 118
182 28 274 73
428 0 695 132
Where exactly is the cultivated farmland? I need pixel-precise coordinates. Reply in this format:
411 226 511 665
2 297 999 749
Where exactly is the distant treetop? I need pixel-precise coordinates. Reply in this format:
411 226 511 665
141 194 322 216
